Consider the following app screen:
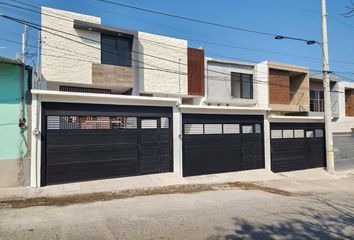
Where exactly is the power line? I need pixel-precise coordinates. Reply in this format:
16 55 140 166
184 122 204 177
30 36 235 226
2 12 353 84
3 1 354 69
94 0 279 37
2 25 351 94
2 8 353 89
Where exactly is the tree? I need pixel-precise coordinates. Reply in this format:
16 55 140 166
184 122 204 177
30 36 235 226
342 1 354 17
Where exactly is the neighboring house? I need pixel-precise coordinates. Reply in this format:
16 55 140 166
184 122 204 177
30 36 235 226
331 80 354 170
261 61 327 173
307 72 354 170
0 56 32 187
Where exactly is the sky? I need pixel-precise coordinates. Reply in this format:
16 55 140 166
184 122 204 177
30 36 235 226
0 0 353 77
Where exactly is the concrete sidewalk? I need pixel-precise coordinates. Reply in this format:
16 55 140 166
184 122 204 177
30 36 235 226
0 168 353 201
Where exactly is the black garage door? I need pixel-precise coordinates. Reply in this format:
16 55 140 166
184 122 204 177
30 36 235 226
182 114 264 176
42 103 173 185
270 123 326 173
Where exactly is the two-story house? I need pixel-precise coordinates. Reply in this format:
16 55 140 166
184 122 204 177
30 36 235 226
30 7 241 187
257 61 328 173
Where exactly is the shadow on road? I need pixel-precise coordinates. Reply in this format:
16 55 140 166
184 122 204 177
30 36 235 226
207 195 354 240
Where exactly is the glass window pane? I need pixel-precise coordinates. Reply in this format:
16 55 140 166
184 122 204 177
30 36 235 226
319 91 324 99
141 119 157 129
231 73 241 98
101 34 117 65
223 124 240 134
310 90 316 99
306 130 314 138
294 129 304 138
242 125 253 134
283 130 294 138
101 34 132 67
161 117 169 128
204 124 222 134
255 124 261 133
241 74 253 99
112 117 137 129
116 37 132 67
271 130 282 139
125 117 137 129
47 116 60 130
315 129 324 138
185 124 203 134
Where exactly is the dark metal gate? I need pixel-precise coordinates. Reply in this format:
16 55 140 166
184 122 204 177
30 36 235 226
42 103 173 185
182 114 264 176
270 123 326 172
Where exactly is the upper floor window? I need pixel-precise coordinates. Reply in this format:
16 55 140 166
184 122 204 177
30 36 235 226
231 73 253 99
101 34 132 67
310 89 324 112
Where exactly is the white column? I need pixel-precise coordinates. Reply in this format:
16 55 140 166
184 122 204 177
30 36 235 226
263 115 272 170
30 95 42 187
172 105 183 176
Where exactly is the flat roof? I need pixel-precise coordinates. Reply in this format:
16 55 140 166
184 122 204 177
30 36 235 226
0 56 23 66
206 57 256 67
74 20 137 38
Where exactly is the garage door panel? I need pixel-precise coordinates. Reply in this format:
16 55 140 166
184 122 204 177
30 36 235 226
46 160 138 184
160 142 170 155
46 145 138 165
184 135 241 148
184 159 241 176
46 130 138 146
140 145 159 156
182 114 264 176
270 123 326 173
141 131 159 143
42 103 173 185
160 129 170 141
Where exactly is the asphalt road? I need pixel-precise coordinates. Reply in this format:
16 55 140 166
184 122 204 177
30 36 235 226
1 177 354 240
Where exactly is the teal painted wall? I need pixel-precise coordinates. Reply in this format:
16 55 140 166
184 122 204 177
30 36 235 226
0 63 29 160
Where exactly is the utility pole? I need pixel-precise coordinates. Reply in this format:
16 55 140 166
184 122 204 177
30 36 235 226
19 22 28 129
321 0 335 173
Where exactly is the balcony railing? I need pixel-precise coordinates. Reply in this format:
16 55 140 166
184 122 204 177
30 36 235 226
310 99 324 112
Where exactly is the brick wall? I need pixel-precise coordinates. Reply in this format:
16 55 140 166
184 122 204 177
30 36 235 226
346 89 354 116
269 69 290 104
187 48 204 96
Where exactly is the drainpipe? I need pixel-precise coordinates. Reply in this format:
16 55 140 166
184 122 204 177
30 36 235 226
201 59 209 105
178 58 182 105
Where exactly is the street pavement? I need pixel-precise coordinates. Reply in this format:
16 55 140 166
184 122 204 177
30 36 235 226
0 174 354 239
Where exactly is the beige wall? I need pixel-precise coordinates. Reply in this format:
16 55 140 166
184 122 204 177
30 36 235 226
289 73 309 111
138 32 188 96
41 7 101 86
0 159 20 187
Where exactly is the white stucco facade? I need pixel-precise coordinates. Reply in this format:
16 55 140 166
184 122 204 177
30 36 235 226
137 32 188 96
205 58 256 106
204 58 269 109
41 7 101 85
331 81 354 133
254 61 269 109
